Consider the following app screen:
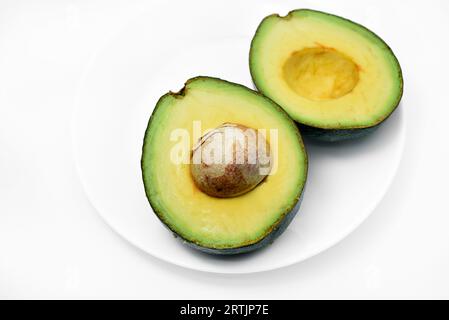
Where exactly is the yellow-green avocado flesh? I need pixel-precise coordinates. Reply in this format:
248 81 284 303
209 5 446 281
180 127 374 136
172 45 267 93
250 9 403 141
141 77 308 254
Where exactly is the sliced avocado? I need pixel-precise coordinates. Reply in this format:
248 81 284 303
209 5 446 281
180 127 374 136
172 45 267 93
141 77 307 254
250 9 403 141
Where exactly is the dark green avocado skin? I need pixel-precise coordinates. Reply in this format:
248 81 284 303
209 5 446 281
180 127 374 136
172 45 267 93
182 188 305 255
298 123 380 142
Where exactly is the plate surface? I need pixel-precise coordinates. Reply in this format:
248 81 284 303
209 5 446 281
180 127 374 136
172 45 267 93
72 1 406 273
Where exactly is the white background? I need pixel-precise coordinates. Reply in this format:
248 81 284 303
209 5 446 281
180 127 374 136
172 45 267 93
1 0 448 299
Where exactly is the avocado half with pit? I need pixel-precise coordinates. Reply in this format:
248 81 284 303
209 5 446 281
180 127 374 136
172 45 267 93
141 77 307 254
249 9 403 141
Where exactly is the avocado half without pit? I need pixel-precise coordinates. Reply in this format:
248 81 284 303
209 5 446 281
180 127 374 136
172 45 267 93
141 77 307 254
249 9 404 141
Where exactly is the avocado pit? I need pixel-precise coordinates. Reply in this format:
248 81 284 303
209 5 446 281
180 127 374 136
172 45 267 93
190 123 271 198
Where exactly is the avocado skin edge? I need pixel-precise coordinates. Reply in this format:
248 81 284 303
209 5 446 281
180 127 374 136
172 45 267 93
141 76 308 255
298 123 381 142
183 186 305 255
151 185 305 255
249 9 404 141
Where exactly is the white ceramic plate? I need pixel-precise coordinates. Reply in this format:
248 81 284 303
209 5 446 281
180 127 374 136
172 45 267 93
72 1 406 274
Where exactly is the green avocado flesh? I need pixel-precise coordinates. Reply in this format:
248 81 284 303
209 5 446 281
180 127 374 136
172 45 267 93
249 9 403 134
141 77 307 254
